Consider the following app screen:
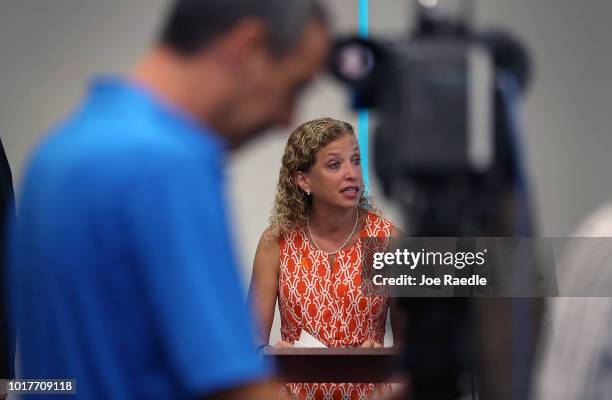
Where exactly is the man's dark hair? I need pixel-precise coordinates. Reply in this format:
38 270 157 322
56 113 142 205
160 0 327 56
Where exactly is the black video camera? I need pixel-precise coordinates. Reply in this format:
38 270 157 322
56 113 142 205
331 0 532 237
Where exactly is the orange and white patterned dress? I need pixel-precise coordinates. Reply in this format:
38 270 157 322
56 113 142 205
278 212 393 400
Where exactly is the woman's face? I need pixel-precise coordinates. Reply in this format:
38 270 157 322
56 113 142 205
297 133 363 210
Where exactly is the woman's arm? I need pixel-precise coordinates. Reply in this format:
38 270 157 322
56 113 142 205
247 229 281 346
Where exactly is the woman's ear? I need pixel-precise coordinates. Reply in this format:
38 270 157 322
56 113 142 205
293 171 311 195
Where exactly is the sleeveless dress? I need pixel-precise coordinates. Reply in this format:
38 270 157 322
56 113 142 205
278 212 394 400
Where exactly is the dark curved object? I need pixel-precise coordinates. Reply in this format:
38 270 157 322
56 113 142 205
478 29 533 93
0 136 15 379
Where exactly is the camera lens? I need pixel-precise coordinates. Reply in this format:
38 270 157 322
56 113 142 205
332 40 375 83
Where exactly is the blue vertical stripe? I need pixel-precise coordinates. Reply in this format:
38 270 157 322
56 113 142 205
358 0 369 35
358 0 370 191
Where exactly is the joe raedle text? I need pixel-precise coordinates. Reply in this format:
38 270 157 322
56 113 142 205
372 274 487 287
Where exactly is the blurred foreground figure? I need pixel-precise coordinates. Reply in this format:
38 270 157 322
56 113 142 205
8 0 328 398
531 204 612 400
0 136 15 393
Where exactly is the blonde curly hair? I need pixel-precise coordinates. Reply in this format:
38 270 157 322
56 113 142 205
269 117 380 239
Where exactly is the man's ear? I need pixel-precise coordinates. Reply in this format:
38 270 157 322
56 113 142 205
293 171 311 194
216 17 270 66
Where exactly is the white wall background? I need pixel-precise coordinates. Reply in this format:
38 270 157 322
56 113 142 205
1 0 612 344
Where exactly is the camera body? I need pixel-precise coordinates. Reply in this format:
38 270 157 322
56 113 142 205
334 38 494 179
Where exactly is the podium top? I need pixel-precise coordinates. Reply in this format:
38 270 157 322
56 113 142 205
263 347 401 382
265 347 398 356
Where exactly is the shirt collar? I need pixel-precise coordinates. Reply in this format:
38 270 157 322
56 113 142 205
87 76 229 156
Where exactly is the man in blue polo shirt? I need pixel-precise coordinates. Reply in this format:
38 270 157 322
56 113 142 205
8 1 329 398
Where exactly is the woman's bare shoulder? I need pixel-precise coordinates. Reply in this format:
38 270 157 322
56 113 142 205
257 227 280 255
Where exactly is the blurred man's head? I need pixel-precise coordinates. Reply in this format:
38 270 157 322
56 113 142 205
135 0 329 149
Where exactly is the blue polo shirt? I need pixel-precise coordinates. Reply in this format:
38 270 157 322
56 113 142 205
8 78 269 399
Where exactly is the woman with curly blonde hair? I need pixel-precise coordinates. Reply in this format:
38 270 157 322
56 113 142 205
249 117 401 400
